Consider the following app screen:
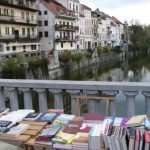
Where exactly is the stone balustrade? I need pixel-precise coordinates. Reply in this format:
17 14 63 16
0 79 150 116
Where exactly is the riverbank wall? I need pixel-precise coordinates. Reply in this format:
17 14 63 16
49 52 123 79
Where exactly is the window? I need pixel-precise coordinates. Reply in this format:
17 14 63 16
4 9 9 16
61 42 63 48
12 46 16 51
23 45 26 49
22 28 25 35
44 20 48 26
39 11 41 15
7 46 10 51
71 42 73 47
39 32 42 38
12 27 15 34
31 45 36 50
45 31 48 37
21 12 25 19
31 27 34 35
5 27 9 34
44 11 47 15
39 21 42 26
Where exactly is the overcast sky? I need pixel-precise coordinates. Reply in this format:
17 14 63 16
80 0 150 25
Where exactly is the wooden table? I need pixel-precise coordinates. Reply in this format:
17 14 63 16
0 120 48 150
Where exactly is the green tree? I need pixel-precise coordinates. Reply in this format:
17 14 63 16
85 51 93 64
104 45 111 54
59 50 71 64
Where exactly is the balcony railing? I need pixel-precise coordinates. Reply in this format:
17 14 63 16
55 36 77 42
0 34 38 41
0 80 150 117
55 24 79 31
0 15 37 25
0 0 37 11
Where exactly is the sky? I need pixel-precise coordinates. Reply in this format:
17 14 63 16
80 0 150 25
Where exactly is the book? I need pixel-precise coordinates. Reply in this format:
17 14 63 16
0 124 29 137
0 108 10 116
83 113 104 123
79 123 92 133
37 112 58 122
0 120 12 133
126 115 147 127
52 130 75 144
24 112 42 121
38 126 61 138
47 109 64 114
56 114 75 121
52 119 69 128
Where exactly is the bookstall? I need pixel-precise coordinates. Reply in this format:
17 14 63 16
0 108 150 150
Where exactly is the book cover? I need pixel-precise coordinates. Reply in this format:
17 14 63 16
73 132 88 143
120 117 130 128
126 115 147 127
38 112 58 122
38 126 61 138
52 119 69 128
47 109 64 114
83 113 104 121
56 114 75 121
24 112 42 120
0 120 12 127
79 124 92 133
52 130 75 144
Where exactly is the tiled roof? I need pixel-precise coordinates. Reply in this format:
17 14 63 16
43 0 69 15
112 16 123 25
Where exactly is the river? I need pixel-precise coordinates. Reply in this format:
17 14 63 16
55 54 150 116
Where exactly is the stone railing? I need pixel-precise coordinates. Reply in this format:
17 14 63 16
0 79 150 117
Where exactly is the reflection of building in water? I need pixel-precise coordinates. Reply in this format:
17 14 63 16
97 68 124 81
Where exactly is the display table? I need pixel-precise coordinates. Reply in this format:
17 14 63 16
0 120 48 150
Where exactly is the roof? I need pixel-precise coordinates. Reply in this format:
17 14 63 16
112 16 123 25
80 4 91 11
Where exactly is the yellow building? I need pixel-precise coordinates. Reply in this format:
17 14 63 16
0 0 40 60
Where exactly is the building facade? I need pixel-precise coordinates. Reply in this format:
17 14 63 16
80 4 92 49
0 0 40 60
37 0 78 52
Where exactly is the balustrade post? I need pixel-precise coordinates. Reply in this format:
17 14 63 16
103 91 118 116
7 88 19 111
19 88 33 109
0 88 5 109
35 89 47 112
143 92 150 114
86 90 98 114
49 89 63 109
66 90 81 115
123 91 138 117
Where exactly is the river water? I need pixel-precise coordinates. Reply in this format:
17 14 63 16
56 55 150 116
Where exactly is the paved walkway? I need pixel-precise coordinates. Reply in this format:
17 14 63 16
0 142 21 150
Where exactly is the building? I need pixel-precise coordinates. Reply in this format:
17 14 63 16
54 0 80 49
37 0 79 53
0 0 40 61
91 11 98 48
80 4 92 49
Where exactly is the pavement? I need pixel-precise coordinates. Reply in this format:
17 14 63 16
0 142 21 150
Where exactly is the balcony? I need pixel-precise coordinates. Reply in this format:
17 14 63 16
0 34 38 42
55 36 77 42
0 15 37 26
55 24 79 31
0 0 37 12
0 80 150 117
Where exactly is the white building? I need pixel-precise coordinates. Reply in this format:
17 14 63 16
0 0 40 61
55 0 80 49
37 0 79 53
80 4 92 49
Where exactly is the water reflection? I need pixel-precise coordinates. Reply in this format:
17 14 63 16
58 55 150 82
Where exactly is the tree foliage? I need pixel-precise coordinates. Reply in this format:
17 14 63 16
59 50 71 63
97 47 103 57
71 53 83 67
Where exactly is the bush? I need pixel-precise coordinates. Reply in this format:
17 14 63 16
59 50 71 63
71 53 83 67
112 46 122 53
104 45 111 54
87 48 93 55
97 47 103 57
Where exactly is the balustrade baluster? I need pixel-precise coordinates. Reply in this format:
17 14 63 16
143 92 150 114
123 91 138 117
0 87 5 109
66 90 81 115
7 88 19 111
49 89 63 109
86 90 98 114
103 91 118 116
35 89 47 112
19 88 33 109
